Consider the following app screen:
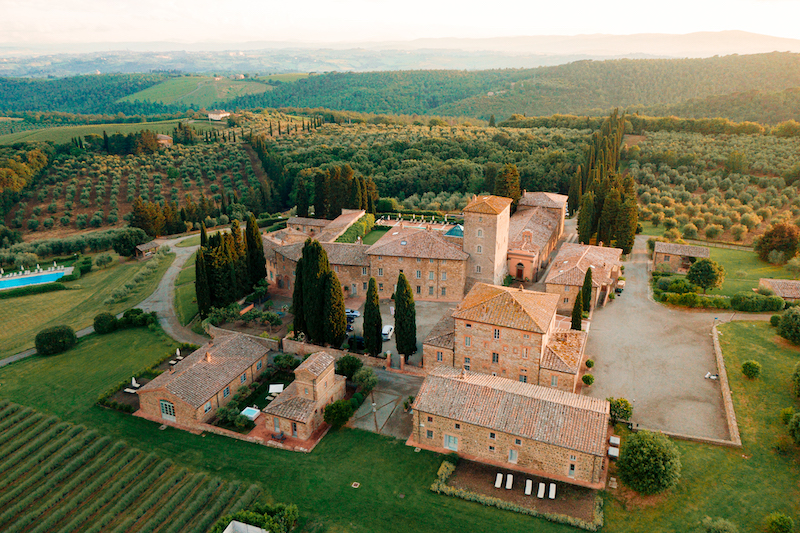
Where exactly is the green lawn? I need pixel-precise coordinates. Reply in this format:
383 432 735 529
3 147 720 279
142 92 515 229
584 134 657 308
709 248 796 297
174 251 198 326
176 261 197 287
0 253 174 359
0 120 217 145
362 227 390 245
120 76 271 108
0 329 577 533
604 321 800 532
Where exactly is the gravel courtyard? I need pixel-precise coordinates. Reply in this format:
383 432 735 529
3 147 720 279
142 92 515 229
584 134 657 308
585 236 731 441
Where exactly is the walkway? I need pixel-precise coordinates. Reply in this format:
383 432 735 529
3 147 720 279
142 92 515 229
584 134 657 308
349 369 423 440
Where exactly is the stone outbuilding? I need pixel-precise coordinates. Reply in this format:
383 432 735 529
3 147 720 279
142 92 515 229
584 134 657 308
545 243 623 314
409 366 610 488
758 278 800 302
135 241 161 259
652 241 710 273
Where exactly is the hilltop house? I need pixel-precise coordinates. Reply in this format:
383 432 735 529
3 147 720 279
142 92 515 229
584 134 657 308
409 366 610 488
422 283 588 393
207 110 231 121
545 243 623 314
652 241 710 272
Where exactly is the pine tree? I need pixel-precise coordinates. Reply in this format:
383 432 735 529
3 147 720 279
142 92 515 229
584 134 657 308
300 239 330 343
323 271 347 347
571 291 583 331
597 188 621 246
581 268 593 312
614 197 638 254
295 175 309 217
195 248 211 318
364 277 382 356
578 191 595 244
245 213 267 288
394 273 417 361
200 222 208 249
488 115 496 127
360 177 369 210
292 256 306 335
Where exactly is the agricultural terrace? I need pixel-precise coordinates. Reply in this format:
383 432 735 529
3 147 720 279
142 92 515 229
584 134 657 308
4 143 263 239
0 250 174 359
0 119 218 146
0 400 261 533
119 76 273 108
627 131 800 244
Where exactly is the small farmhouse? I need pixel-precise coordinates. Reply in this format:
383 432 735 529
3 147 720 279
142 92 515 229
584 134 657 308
652 241 710 272
758 278 800 302
207 110 231 121
135 241 161 259
409 366 610 488
545 243 623 314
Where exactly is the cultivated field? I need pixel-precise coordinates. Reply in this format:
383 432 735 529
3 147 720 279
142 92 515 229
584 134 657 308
0 400 261 533
0 120 218 145
120 76 271 108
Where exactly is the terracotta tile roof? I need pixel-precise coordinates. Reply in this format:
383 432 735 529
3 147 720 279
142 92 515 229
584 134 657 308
541 330 587 374
423 311 456 350
316 209 366 242
519 191 568 210
414 366 609 456
508 207 559 253
273 241 370 266
366 226 469 261
295 351 335 377
451 283 558 334
653 241 710 258
136 241 160 252
545 243 622 287
262 382 317 423
759 278 800 299
287 217 330 227
269 226 310 244
139 330 271 408
463 195 513 215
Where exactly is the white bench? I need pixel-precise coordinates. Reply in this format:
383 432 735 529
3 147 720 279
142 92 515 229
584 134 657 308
505 474 513 490
537 482 545 498
524 479 532 495
549 483 556 499
494 473 503 488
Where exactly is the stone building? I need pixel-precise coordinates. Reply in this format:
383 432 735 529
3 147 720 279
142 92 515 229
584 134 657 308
422 283 587 393
137 330 272 427
758 278 800 302
409 366 610 488
462 195 512 286
652 241 710 273
545 243 623 314
263 351 345 441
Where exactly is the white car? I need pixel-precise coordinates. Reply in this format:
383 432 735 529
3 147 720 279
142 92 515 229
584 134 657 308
381 325 394 341
345 309 361 319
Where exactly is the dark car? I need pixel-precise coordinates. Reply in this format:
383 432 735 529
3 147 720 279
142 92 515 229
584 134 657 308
348 335 365 350
346 324 354 332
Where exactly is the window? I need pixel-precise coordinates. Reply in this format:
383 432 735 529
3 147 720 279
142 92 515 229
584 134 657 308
204 402 212 413
428 286 434 296
256 361 262 370
427 430 433 439
465 336 471 347
565 285 570 292
160 400 176 421
223 387 230 398
416 286 421 294
304 387 309 395
494 329 500 340
476 245 482 254
441 272 447 281
523 334 529 339
270 271 273 280
489 445 495 451
464 357 470 370
334 265 339 272
492 352 499 364
444 434 459 451
570 455 577 461
378 255 382 260
477 229 483 237
427 416 433 422
416 270 421 279
455 423 461 430
363 282 368 290
522 348 528 359
436 351 443 362
430 259 434 263
274 417 280 432
515 438 522 445
476 265 482 273
564 298 569 304
362 267 368 275
292 422 298 437
478 216 483 222
378 268 384 276
428 271 434 280
465 323 471 328
664 254 670 261
489 432 496 439
441 287 446 296
519 375 527 383
379 283 384 291
509 449 518 464
551 376 558 387
417 258 421 263
240 374 246 384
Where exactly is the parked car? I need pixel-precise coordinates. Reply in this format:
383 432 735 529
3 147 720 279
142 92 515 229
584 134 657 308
345 309 361 318
346 315 355 324
346 324 354 332
381 325 394 341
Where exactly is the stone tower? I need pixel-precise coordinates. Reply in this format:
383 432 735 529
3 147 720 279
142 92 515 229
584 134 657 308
462 195 512 286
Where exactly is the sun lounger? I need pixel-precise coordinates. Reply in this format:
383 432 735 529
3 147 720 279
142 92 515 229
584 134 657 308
169 360 177 365
549 483 556 499
525 479 532 495
124 388 137 394
505 474 513 490
494 473 503 488
609 435 621 446
537 483 545 498
608 446 620 460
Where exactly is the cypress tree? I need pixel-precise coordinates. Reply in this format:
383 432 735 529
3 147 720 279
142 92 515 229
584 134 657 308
292 257 306 335
578 191 595 244
494 163 521 206
364 277 382 356
614 197 638 254
313 170 329 219
597 188 621 246
571 291 583 331
295 175 309 217
395 273 417 361
488 114 496 127
301 239 330 344
568 168 582 216
200 222 208 249
195 248 211 318
245 213 267 287
351 176 362 210
360 177 369 210
581 268 593 312
323 271 347 347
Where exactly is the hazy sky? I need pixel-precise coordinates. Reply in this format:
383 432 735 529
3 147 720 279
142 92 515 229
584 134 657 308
1 0 800 44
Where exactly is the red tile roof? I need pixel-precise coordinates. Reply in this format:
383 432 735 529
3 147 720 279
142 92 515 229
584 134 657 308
451 283 558 334
366 226 468 261
519 191 568 210
545 243 622 287
423 311 456 350
759 278 800 299
463 195 513 215
653 241 710 258
542 330 587 374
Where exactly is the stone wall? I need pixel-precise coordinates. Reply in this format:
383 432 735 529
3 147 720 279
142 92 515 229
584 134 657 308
463 207 510 285
711 324 742 446
453 319 544 382
281 337 386 370
368 255 466 301
546 283 600 315
422 345 455 370
652 252 687 272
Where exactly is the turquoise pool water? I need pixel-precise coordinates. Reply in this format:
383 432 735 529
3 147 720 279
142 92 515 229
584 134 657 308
0 272 65 291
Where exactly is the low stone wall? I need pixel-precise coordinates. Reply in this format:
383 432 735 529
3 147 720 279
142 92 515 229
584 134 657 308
281 337 385 370
209 324 281 351
711 324 742 447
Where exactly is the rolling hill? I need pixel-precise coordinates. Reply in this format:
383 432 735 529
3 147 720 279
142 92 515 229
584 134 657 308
119 76 273 108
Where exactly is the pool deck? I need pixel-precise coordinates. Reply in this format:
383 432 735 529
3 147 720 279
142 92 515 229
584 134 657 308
0 266 74 291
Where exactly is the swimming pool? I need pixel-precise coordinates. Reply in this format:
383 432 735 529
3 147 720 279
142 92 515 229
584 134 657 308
0 271 66 291
240 407 261 421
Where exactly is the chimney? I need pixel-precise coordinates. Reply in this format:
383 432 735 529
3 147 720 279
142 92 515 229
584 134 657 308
460 368 467 379
169 367 175 374
518 284 524 291
205 352 211 363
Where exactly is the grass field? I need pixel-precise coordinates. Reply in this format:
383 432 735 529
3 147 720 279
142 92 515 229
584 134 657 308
120 76 271 108
709 248 796 297
362 226 390 245
0 253 174 359
0 119 218 145
256 73 310 83
174 253 198 327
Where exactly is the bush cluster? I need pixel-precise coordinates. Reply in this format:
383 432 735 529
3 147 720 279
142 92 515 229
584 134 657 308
730 292 785 312
93 308 157 334
335 213 376 243
617 430 681 495
35 325 78 355
741 360 762 379
323 399 355 429
0 282 67 300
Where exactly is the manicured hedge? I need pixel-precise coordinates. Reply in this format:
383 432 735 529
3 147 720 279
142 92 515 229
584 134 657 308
0 282 67 300
93 312 118 334
35 325 78 355
730 292 785 312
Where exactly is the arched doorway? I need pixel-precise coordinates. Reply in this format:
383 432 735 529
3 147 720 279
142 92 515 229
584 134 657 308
516 263 525 280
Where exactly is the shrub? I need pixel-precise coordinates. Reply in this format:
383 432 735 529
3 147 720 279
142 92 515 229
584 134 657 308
741 360 762 379
778 306 800 344
681 223 698 239
323 399 355 429
730 292 785 312
702 516 739 533
93 312 118 334
756 222 800 262
585 359 594 368
663 228 681 240
765 513 794 533
0 282 67 300
353 367 377 393
704 224 724 239
334 355 363 380
608 397 633 423
768 249 787 265
780 407 795 425
582 374 594 386
771 314 782 327
617 430 681 495
666 278 698 294
731 224 747 241
789 413 800 444
35 325 77 356
793 362 800 397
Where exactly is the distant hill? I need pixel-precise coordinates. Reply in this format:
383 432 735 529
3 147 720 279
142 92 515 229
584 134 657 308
118 75 276 108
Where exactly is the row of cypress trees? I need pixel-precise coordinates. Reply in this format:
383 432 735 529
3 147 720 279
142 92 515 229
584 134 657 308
293 165 378 219
195 213 267 317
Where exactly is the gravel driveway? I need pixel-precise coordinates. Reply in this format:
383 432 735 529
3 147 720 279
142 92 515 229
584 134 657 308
584 236 730 440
